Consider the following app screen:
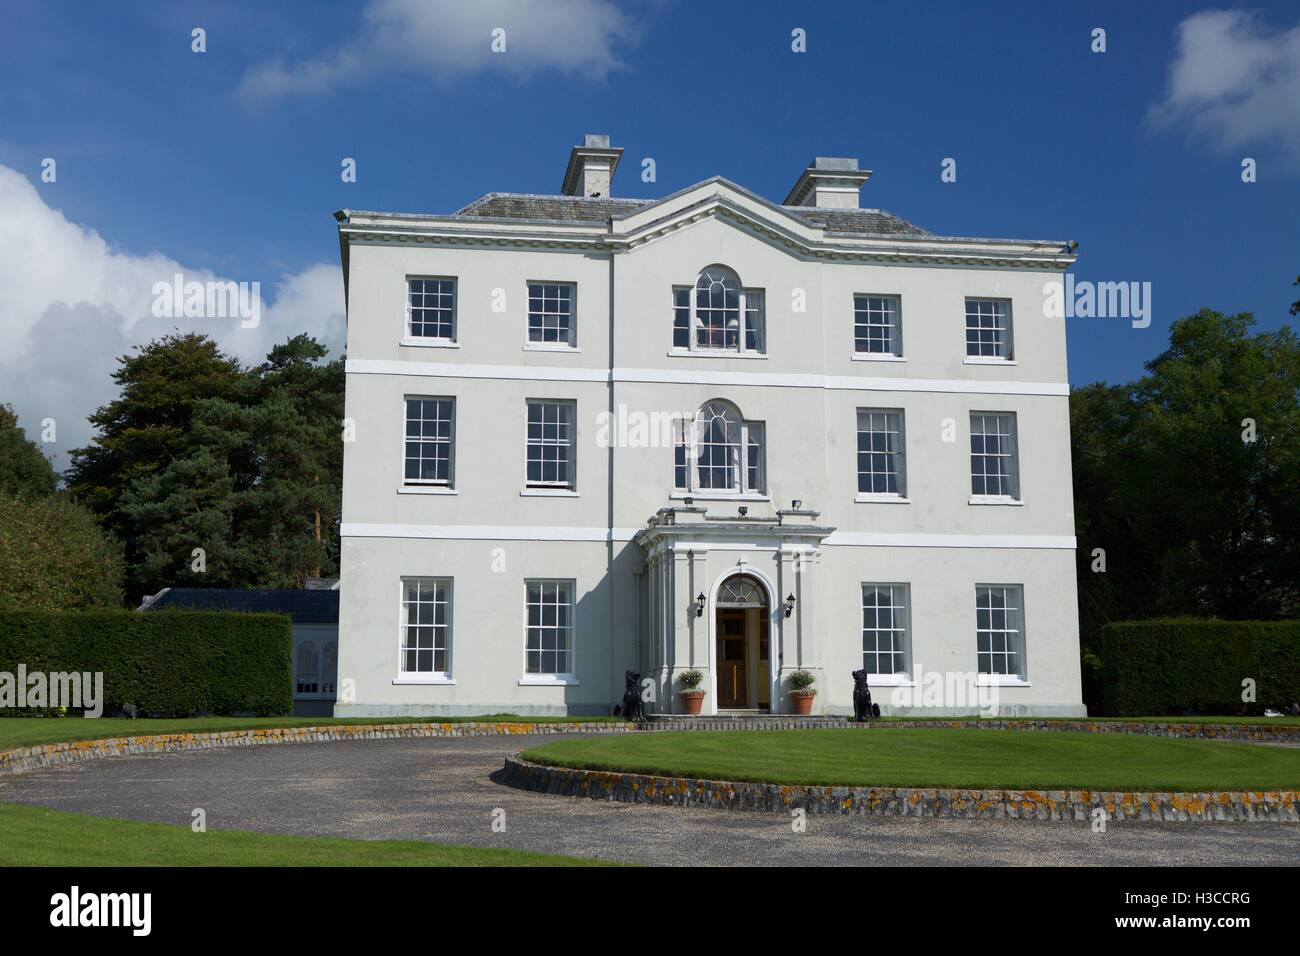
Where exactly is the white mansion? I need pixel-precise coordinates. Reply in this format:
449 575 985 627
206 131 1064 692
333 135 1086 718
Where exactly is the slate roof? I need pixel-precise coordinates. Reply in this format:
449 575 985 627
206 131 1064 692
785 206 929 237
451 192 930 237
454 193 648 222
140 588 339 624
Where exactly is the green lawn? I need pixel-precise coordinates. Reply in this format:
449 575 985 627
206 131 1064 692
879 714 1300 726
0 802 607 867
520 729 1300 791
3 713 1295 754
0 714 621 751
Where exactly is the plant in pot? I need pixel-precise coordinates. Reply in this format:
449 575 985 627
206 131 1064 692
678 669 705 715
787 670 816 715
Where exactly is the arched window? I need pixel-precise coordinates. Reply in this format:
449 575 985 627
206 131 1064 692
296 641 320 695
672 266 765 354
716 575 767 608
674 400 766 495
321 641 338 695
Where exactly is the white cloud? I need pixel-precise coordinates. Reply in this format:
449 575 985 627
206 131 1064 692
1150 10 1300 165
237 0 638 104
0 165 345 471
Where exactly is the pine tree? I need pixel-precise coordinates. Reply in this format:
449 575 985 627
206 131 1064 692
66 334 247 600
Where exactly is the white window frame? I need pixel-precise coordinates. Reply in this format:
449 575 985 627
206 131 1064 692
856 408 907 500
397 576 453 681
853 294 903 358
525 281 577 349
525 399 577 490
969 411 1019 502
405 276 457 343
673 400 766 496
295 640 321 696
521 578 578 683
975 584 1027 681
671 266 766 356
403 396 456 487
965 297 1013 361
861 583 911 680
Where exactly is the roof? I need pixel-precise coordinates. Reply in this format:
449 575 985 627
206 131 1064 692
454 193 648 222
781 206 928 237
451 191 930 238
139 588 340 624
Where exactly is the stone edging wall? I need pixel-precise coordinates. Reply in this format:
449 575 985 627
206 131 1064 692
500 757 1300 823
925 719 1300 741
0 721 632 777
643 718 1300 741
1 717 1295 780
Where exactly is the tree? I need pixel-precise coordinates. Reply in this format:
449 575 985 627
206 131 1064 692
117 446 247 592
1129 310 1300 617
1072 309 1300 631
66 334 246 601
0 495 123 610
0 404 57 498
244 335 345 586
69 333 345 600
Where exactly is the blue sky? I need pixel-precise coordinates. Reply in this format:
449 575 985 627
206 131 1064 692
1 1 1297 462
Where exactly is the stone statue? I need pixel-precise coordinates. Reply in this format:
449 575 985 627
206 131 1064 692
851 669 881 721
620 670 645 722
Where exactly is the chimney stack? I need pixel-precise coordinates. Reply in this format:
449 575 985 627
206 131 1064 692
783 157 872 209
561 133 623 198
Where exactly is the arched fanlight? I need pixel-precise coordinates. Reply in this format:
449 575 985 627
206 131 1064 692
716 576 767 608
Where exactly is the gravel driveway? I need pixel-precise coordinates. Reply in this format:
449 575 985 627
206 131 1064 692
2 735 1297 866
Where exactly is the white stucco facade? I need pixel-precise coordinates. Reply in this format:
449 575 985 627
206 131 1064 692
333 140 1086 718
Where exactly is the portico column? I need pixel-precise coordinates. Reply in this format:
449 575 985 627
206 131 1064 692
650 554 670 712
631 561 646 675
785 546 827 714
648 552 658 670
800 549 827 670
666 548 689 713
775 549 796 713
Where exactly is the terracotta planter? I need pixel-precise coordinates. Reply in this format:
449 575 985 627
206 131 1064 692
789 691 815 716
680 690 705 716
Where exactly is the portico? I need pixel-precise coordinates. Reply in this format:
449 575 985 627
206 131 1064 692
634 506 835 716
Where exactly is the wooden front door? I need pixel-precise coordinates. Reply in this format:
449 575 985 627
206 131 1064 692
716 609 748 707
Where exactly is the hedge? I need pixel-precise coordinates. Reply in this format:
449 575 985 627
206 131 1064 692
0 610 292 717
1102 618 1300 717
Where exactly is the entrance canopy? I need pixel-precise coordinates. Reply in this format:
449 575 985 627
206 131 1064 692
633 505 835 716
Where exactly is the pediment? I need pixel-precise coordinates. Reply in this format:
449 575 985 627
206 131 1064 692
609 178 826 249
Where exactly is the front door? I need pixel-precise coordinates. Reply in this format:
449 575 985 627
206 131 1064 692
716 609 748 708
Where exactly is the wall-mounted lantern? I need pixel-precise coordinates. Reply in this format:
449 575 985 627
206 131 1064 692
784 593 796 617
695 592 706 617
791 499 803 510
